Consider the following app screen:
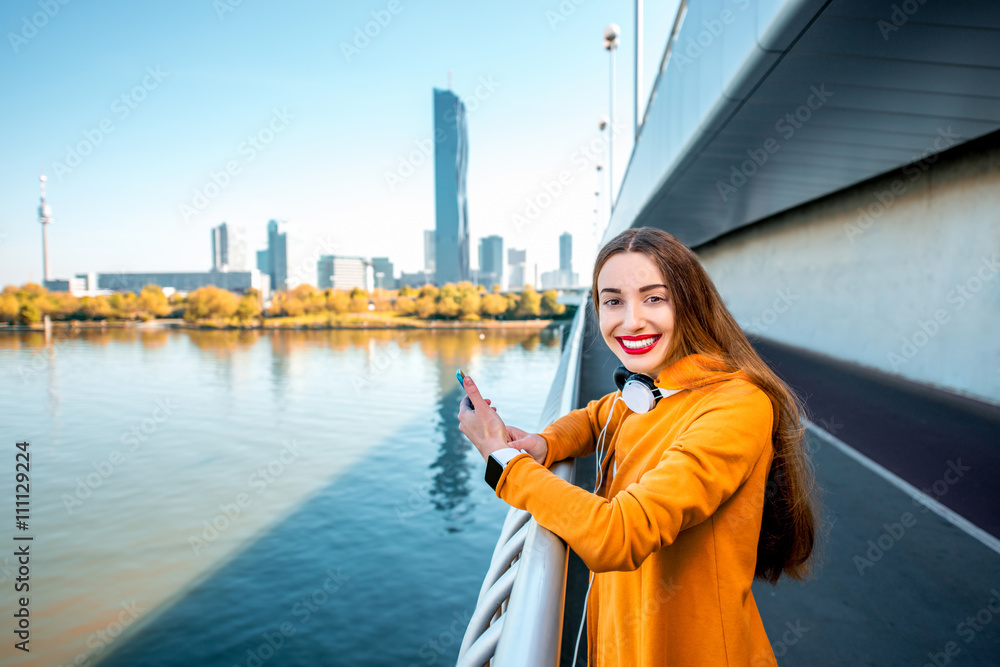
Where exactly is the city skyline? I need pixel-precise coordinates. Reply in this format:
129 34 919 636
1 1 680 288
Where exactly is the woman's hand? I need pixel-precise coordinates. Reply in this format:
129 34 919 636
505 425 549 467
457 375 512 463
457 375 550 466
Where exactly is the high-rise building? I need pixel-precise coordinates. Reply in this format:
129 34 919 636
508 248 526 291
558 232 579 287
229 226 249 272
559 232 572 272
371 257 396 290
211 223 229 271
478 235 504 289
318 255 373 291
433 88 469 285
262 219 288 291
423 230 436 274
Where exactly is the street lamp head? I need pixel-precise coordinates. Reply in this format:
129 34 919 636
603 23 620 49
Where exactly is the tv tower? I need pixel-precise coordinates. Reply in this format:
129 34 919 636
39 171 53 283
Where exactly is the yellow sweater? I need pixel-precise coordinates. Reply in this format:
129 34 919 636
494 353 779 666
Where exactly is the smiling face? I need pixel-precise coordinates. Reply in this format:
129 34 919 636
597 251 677 379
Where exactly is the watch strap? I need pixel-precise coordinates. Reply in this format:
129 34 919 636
485 447 527 490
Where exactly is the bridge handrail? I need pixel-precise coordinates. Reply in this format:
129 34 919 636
457 296 589 667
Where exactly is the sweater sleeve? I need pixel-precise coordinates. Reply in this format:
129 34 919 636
537 390 625 468
495 385 774 573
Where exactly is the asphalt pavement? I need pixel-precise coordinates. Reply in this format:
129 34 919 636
558 320 1000 666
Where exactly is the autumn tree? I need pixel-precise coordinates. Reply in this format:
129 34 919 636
292 284 324 314
326 289 351 314
394 295 416 315
414 295 436 319
515 285 541 319
481 293 508 319
457 286 481 320
18 301 41 325
235 293 261 323
503 292 519 319
436 295 460 319
107 292 139 320
138 285 171 317
80 296 113 320
184 286 239 321
540 290 566 317
0 294 19 323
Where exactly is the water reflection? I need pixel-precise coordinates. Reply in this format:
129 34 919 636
430 374 477 532
0 324 564 667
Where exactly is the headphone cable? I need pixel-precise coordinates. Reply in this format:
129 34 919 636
573 391 621 665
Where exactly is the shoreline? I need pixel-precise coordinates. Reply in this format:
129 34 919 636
0 317 569 332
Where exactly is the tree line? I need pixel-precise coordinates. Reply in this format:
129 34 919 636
0 282 568 325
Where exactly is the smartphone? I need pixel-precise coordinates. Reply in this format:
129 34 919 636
457 369 473 410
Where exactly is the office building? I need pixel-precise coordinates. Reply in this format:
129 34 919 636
66 272 114 297
211 223 229 271
558 231 579 287
371 257 397 290
229 226 248 271
398 270 435 289
477 235 504 289
433 88 469 284
559 232 572 273
424 230 436 274
258 219 288 291
95 270 268 299
318 255 373 291
507 248 526 290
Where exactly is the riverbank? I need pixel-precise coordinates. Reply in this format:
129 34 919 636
0 313 571 332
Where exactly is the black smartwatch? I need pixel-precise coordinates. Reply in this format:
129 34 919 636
485 448 527 490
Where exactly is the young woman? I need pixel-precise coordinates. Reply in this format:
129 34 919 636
458 227 818 666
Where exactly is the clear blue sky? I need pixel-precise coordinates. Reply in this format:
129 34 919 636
0 0 678 288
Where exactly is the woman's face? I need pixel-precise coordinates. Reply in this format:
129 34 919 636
597 251 676 379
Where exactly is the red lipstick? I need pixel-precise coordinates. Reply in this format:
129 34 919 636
616 334 661 355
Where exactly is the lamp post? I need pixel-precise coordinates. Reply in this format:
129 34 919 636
635 0 643 141
603 24 620 207
598 115 609 234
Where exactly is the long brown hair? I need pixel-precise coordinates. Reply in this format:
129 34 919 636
591 226 817 583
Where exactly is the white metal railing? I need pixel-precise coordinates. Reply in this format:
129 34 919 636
457 297 589 667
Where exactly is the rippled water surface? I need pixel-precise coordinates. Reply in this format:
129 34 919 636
0 326 564 667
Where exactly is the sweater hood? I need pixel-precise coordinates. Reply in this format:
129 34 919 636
653 353 748 391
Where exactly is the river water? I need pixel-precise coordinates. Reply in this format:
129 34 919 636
0 326 563 667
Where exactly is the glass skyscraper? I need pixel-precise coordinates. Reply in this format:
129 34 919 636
211 222 229 271
433 88 469 285
559 232 572 272
478 235 504 289
258 219 288 291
